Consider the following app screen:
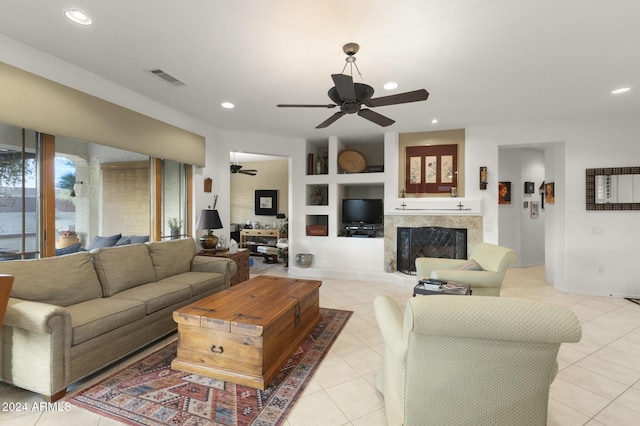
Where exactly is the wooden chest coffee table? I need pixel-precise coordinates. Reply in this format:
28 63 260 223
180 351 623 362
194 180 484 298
171 275 322 389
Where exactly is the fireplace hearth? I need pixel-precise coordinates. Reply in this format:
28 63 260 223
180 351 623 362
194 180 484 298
397 226 467 275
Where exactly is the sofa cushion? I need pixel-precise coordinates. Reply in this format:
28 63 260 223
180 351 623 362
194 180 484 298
158 271 226 296
0 251 103 307
66 298 146 345
148 238 197 281
87 234 122 250
91 244 157 296
112 282 192 314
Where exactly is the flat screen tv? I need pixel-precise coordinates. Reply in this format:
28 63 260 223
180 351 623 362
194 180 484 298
342 199 383 224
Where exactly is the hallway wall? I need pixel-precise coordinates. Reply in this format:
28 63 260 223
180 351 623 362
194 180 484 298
498 148 545 266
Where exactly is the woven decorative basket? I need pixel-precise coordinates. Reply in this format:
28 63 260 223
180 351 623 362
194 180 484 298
338 149 367 173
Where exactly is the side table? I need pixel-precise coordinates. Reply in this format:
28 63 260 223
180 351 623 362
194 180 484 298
413 281 471 296
199 249 250 286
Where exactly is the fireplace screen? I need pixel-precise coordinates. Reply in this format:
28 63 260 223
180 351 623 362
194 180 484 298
397 227 467 275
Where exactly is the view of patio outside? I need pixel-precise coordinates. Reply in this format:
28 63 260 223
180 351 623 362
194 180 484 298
1 122 190 259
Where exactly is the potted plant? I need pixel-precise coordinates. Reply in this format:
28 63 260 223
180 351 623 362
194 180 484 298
167 218 182 239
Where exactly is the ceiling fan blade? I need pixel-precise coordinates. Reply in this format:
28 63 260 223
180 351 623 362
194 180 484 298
358 108 395 127
239 169 257 176
277 104 337 108
316 111 346 128
365 89 429 107
331 74 356 101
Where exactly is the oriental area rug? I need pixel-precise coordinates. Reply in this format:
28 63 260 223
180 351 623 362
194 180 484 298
70 308 352 426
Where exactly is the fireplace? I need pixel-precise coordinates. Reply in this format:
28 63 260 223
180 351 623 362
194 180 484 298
396 227 467 275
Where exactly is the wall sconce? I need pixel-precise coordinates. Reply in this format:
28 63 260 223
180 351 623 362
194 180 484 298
479 167 488 190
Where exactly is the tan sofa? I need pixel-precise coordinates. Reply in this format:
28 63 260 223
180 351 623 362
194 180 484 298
0 238 236 401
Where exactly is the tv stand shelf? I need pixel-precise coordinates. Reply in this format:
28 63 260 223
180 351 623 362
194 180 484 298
341 224 380 238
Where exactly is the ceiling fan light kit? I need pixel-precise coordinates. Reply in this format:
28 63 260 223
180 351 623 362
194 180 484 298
277 42 429 128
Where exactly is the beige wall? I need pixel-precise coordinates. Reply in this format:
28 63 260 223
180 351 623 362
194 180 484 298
0 62 205 166
230 159 288 227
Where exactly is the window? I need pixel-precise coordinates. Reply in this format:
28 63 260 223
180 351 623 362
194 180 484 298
1 121 192 258
0 127 39 259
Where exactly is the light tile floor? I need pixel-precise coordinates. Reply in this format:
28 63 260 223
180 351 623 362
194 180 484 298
2 264 640 425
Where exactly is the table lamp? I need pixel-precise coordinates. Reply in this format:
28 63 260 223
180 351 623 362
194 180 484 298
198 209 223 252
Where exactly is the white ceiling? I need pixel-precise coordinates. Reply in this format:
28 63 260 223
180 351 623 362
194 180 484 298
1 1 638 142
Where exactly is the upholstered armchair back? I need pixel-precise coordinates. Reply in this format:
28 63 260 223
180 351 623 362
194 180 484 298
374 295 581 426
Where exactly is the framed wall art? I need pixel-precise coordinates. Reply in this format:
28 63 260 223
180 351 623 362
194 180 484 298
254 189 278 215
405 144 457 194
545 182 555 204
531 201 540 218
524 181 535 194
499 181 511 204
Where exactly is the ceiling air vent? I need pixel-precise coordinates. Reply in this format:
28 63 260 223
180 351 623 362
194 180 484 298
148 69 186 86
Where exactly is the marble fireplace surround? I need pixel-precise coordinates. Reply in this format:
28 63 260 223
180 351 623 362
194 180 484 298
384 214 483 274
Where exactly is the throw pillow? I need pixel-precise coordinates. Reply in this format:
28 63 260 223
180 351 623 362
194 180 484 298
87 234 122 251
115 238 131 246
55 242 82 256
128 235 150 244
458 259 483 271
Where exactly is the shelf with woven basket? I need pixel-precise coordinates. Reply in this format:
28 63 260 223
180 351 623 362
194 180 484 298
303 135 386 240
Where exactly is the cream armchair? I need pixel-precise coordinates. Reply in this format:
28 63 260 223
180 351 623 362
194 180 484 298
374 295 581 426
415 242 518 296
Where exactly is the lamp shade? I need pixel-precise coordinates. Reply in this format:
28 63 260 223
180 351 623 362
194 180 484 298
197 209 223 230
198 209 223 251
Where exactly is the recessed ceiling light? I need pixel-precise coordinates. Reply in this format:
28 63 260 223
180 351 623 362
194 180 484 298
611 86 631 94
64 9 92 26
431 118 438 124
221 102 234 109
383 81 398 90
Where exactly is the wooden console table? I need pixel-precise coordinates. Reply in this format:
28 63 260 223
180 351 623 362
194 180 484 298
240 229 280 255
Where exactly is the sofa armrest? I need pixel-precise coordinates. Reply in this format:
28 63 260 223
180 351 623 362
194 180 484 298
192 256 238 288
415 258 466 279
4 297 72 333
374 296 407 363
1 298 73 398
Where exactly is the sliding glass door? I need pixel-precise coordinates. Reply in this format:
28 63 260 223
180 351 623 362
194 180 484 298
1 122 192 259
0 126 39 259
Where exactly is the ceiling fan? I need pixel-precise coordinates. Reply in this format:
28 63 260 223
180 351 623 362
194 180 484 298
277 42 429 128
230 164 257 176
